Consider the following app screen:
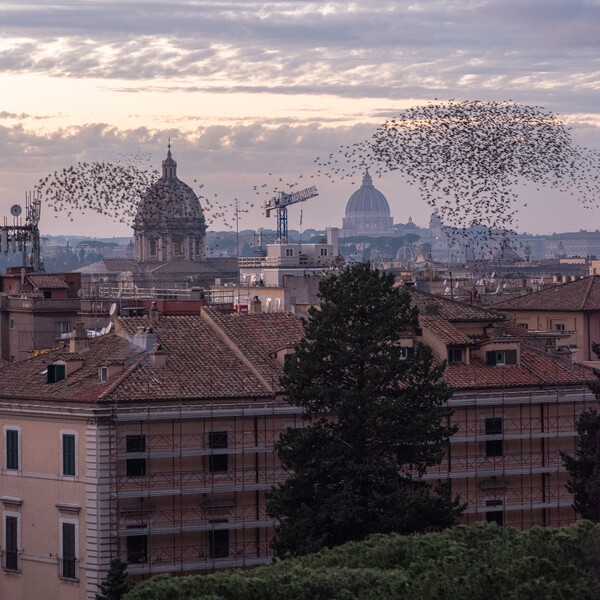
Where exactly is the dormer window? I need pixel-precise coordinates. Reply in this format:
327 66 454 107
47 363 66 384
320 248 328 256
486 349 517 366
99 366 108 382
448 347 463 364
399 347 415 360
149 239 157 256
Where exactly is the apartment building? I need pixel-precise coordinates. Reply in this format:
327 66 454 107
494 275 600 363
0 290 597 599
0 309 304 600
406 287 598 527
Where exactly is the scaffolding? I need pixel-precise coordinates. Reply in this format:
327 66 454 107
103 384 597 578
423 385 598 529
110 401 302 576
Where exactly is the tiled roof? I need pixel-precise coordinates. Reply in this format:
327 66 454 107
202 308 305 392
0 334 144 404
419 316 473 345
444 349 596 390
107 315 271 402
27 274 69 289
0 315 276 405
403 286 505 322
494 276 600 312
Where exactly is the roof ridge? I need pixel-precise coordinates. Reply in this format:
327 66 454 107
582 274 597 310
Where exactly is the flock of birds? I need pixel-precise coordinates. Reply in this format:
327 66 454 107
34 100 600 259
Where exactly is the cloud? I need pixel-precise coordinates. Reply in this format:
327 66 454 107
0 1 596 114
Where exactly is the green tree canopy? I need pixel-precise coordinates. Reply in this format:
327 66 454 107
96 558 134 600
561 409 600 523
124 521 600 600
266 262 463 557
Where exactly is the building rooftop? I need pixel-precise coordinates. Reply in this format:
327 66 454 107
494 276 600 312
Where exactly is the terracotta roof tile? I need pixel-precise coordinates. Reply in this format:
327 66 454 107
494 276 600 312
444 349 595 390
27 274 69 289
404 286 505 322
419 316 472 345
202 308 305 392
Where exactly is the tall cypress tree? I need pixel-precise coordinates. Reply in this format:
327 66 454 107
96 558 134 600
561 409 600 523
267 262 463 558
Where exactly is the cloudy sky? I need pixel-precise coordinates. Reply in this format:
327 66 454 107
1 0 600 237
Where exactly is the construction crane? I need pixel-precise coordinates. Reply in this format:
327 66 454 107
265 185 318 243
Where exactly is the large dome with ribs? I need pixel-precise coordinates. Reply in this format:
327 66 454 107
134 147 205 228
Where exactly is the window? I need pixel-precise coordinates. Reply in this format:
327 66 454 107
60 522 77 579
208 432 228 473
62 434 76 476
149 239 157 256
399 347 415 360
285 248 294 257
3 514 19 571
555 323 566 331
207 528 229 558
9 319 14 330
126 435 146 477
55 321 70 338
485 500 503 526
320 248 328 256
47 363 66 384
448 347 463 364
127 535 148 564
99 366 108 382
519 323 529 330
486 349 517 366
173 241 183 256
6 429 18 470
485 418 503 457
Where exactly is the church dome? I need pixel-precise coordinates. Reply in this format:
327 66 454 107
340 169 394 238
134 147 205 227
133 146 207 263
345 170 391 215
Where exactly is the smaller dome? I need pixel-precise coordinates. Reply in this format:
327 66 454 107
134 146 205 228
345 170 391 215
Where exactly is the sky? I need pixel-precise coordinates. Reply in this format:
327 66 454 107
1 0 600 238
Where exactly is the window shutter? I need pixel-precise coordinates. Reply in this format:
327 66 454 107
6 430 18 470
63 434 75 476
62 523 76 559
486 351 496 366
5 516 17 552
506 349 517 365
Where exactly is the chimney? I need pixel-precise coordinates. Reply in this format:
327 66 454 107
149 342 167 367
132 327 158 351
70 322 89 353
149 302 159 323
250 296 262 314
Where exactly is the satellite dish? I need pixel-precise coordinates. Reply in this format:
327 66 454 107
109 303 117 316
76 288 84 298
10 205 22 217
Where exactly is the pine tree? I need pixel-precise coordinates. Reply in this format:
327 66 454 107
267 262 463 557
561 409 600 523
96 558 134 600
